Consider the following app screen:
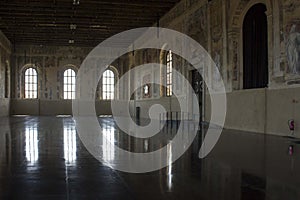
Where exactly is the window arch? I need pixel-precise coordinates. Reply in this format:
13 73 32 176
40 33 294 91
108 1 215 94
63 69 76 99
243 3 268 89
102 70 115 100
24 67 38 99
166 50 173 96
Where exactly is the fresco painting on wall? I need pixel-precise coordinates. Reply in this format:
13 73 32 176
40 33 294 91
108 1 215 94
285 22 300 75
186 6 207 45
214 51 222 82
45 56 55 68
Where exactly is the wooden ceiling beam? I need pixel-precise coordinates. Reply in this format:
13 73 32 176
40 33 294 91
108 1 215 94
1 23 144 32
13 39 133 47
0 4 169 14
0 16 155 25
0 0 179 46
1 1 177 9
0 13 157 20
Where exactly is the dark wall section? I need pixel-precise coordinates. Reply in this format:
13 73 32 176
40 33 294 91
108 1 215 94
0 31 11 117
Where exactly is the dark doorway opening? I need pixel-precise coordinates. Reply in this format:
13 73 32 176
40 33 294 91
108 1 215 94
191 69 203 122
136 107 141 125
243 3 268 89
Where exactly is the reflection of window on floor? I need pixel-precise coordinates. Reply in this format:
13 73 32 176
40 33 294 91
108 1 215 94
167 143 173 191
102 126 115 162
25 125 39 163
64 126 77 163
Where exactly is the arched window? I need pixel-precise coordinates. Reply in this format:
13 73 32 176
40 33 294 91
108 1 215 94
25 68 38 99
102 70 115 100
63 69 76 99
243 3 268 89
166 50 173 96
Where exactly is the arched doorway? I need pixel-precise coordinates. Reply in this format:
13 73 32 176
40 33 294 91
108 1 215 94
243 3 268 89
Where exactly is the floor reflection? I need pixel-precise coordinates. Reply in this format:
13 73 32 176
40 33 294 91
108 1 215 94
102 124 115 162
0 118 11 178
63 123 77 164
167 143 173 191
0 116 300 199
25 123 39 164
144 139 149 152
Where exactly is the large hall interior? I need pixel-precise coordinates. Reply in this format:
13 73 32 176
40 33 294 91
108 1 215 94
0 0 300 199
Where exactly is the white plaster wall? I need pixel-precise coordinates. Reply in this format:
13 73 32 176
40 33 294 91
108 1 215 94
11 99 113 116
11 99 40 115
266 87 300 137
205 87 300 137
223 89 266 133
0 99 10 117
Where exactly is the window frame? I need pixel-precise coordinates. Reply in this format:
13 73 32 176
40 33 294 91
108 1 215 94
166 50 173 97
102 69 115 100
63 69 76 100
24 67 38 99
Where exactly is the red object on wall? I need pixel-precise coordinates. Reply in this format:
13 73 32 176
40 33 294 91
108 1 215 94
288 119 295 131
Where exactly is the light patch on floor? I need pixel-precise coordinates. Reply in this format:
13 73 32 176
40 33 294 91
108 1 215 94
99 115 112 118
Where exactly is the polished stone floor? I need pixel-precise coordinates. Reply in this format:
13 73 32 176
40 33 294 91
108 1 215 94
0 116 300 199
